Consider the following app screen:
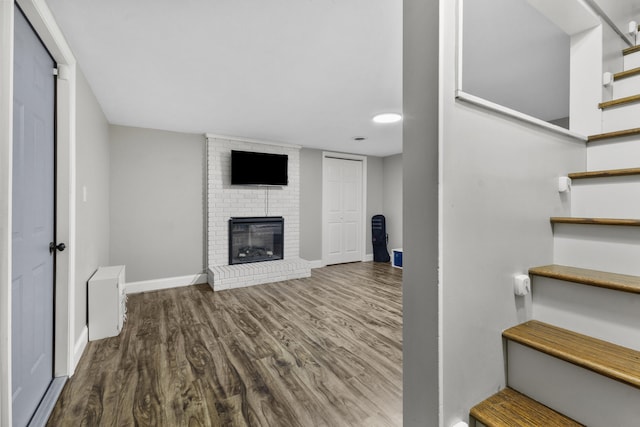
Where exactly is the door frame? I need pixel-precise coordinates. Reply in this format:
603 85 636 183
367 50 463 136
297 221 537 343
0 1 77 424
321 151 368 266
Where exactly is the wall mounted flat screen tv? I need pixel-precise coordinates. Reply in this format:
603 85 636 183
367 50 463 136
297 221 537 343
231 150 288 186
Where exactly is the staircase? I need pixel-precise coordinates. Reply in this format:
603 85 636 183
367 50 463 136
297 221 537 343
469 36 640 426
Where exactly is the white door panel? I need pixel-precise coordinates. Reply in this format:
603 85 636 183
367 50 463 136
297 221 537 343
323 157 363 265
328 223 343 255
12 9 56 426
344 222 358 253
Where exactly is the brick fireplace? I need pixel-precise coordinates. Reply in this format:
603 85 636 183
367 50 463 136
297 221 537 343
206 135 311 291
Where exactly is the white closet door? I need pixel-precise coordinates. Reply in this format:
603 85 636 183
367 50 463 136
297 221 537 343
324 157 363 265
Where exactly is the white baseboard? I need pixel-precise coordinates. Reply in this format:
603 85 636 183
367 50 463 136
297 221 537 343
308 259 324 269
73 326 88 370
125 273 208 295
311 256 373 266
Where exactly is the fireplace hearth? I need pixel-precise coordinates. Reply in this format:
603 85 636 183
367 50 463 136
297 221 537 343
229 217 284 265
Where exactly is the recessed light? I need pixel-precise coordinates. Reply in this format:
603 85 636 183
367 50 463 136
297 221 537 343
372 113 402 124
352 136 367 141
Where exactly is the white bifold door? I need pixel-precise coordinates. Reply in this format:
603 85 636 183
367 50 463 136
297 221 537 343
323 157 363 265
12 8 56 427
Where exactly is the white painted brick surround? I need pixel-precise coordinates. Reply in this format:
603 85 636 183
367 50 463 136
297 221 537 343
206 135 310 291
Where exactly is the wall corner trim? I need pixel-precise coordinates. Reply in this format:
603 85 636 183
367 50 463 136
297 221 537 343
308 259 324 269
72 326 88 370
125 273 208 295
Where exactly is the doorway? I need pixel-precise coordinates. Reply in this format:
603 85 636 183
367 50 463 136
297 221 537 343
322 154 366 265
12 7 56 426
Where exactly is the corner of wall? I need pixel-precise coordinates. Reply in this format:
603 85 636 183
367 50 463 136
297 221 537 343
72 326 88 370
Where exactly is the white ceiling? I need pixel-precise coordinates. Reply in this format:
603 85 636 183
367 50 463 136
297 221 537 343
46 0 403 157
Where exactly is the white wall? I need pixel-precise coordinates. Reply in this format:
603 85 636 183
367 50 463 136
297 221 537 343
569 26 603 137
383 154 402 251
601 15 631 102
594 0 640 37
402 0 440 424
206 136 301 267
440 1 586 425
109 125 204 282
74 67 110 340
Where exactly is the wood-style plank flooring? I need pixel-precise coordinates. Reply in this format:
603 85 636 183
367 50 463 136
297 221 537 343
47 262 402 426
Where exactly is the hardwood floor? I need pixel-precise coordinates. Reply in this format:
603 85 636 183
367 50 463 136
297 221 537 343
47 262 402 426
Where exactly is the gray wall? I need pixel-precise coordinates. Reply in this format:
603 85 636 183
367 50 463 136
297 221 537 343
440 1 585 425
74 68 110 340
299 148 387 262
109 125 204 282
403 0 440 424
367 156 384 251
382 154 402 251
462 0 570 124
299 148 323 260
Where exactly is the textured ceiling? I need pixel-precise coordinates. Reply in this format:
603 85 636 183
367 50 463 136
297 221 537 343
46 0 403 157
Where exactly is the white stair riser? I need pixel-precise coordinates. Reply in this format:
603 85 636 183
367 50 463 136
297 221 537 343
532 276 640 351
602 102 640 133
587 138 640 170
508 342 640 427
613 74 640 99
624 51 640 70
571 177 640 218
553 223 640 276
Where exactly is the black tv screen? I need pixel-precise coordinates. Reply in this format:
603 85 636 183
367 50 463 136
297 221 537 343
231 150 288 186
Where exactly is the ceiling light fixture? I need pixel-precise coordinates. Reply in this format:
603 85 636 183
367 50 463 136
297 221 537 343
352 136 367 141
372 113 402 124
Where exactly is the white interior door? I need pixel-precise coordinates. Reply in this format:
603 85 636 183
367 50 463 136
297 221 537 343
12 8 56 427
323 157 363 265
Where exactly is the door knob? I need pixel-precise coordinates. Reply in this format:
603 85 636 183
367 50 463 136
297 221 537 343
49 242 66 254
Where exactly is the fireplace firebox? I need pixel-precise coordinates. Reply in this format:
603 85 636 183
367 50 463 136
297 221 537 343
229 217 284 265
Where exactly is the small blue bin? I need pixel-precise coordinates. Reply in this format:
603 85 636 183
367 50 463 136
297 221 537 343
392 248 403 268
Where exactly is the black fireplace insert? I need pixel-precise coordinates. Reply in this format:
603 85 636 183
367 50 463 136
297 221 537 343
229 217 284 265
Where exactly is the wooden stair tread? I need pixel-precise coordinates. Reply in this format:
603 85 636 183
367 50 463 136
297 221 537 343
529 264 640 294
470 387 584 427
599 93 640 109
614 67 640 81
623 44 640 56
504 321 640 389
568 167 640 179
588 127 640 142
550 217 640 226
